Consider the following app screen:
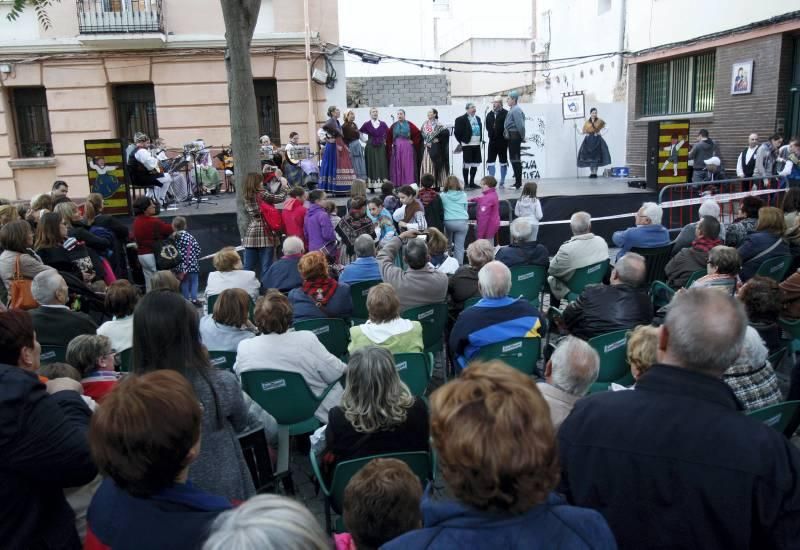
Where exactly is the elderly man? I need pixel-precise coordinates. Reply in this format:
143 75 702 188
263 236 304 293
454 102 483 189
695 156 724 183
559 288 800 548
664 216 721 289
672 199 726 254
736 133 760 179
340 234 382 285
611 202 670 260
495 218 549 268
548 212 610 303
562 252 651 341
29 271 97 347
485 95 508 186
538 336 599 429
126 132 173 208
449 261 542 371
505 90 526 189
377 233 448 311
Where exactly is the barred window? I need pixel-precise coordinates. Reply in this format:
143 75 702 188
114 84 158 145
11 87 53 158
641 51 716 116
254 79 280 145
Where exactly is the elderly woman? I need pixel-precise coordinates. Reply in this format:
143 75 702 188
97 280 139 352
448 239 495 306
66 333 119 403
722 326 782 411
235 291 346 423
737 206 789 282
322 346 428 473
626 325 660 381
149 270 180 293
427 227 459 274
691 245 741 294
288 251 352 322
0 220 53 301
384 361 614 548
349 284 423 354
200 288 256 352
206 246 261 302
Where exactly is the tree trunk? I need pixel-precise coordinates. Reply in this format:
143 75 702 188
220 0 261 240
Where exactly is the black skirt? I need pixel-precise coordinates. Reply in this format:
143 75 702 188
577 134 611 168
463 144 482 166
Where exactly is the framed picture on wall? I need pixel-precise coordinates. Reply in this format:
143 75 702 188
731 60 753 95
561 92 585 120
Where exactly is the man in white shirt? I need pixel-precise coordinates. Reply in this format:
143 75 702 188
128 132 172 206
736 133 759 179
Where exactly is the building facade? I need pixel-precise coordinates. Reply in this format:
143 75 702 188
0 0 344 200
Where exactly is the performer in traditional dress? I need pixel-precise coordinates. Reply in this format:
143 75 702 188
420 108 450 188
486 95 508 186
193 138 221 192
386 109 421 187
126 132 173 207
319 106 356 194
153 138 192 202
282 132 304 187
454 103 483 189
359 108 390 184
343 110 367 181
87 156 120 199
577 108 611 178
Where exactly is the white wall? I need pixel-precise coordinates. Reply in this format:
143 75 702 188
434 0 532 53
253 0 276 35
0 7 42 41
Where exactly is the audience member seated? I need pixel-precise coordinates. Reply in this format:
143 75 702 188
783 187 800 228
722 326 782 412
449 261 542 371
199 288 256 352
288 251 353 322
738 206 789 282
0 310 97 550
384 361 614 549
562 252 651 341
339 234 382 285
611 202 670 260
691 245 741 294
55 202 111 258
97 280 139 352
235 291 346 423
537 336 599 429
66 334 120 403
338 458 423 550
0 219 54 294
322 346 429 474
780 268 800 318
559 288 800 549
664 215 722 289
378 234 448 311
448 239 495 308
738 276 783 355
547 212 610 303
672 199 727 255
495 217 549 268
37 362 97 413
132 290 255 501
426 227 459 274
35 212 102 284
150 269 180 292
725 195 764 247
30 270 97 347
625 325 660 382
206 247 261 302
85 371 232 550
263 236 304 292
337 196 375 257
202 495 329 550
349 284 423 354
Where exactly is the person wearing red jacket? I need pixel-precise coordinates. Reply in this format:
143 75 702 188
131 196 173 291
281 186 307 247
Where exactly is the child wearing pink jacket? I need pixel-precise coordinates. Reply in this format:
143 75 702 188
470 175 500 244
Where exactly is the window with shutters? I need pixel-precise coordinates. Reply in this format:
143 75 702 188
10 87 53 158
641 51 716 116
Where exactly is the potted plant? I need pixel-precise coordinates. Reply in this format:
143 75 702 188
28 144 48 157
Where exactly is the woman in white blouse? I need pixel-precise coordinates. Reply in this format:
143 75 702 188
97 280 139 352
206 247 261 302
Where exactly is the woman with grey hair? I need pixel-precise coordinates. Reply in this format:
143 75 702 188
448 239 496 306
66 333 120 402
203 495 329 550
320 346 429 479
722 326 781 411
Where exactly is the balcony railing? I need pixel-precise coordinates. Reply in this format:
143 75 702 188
77 0 163 34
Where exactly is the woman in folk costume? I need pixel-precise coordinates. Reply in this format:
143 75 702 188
577 107 612 178
386 109 421 187
359 107 390 184
342 110 368 181
319 106 356 194
194 139 221 192
420 108 450 188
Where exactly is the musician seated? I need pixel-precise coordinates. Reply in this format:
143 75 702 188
128 132 173 207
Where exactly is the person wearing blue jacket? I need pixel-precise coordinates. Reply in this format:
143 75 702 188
340 234 382 285
612 202 670 260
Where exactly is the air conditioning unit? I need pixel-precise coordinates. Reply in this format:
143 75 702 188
528 39 547 55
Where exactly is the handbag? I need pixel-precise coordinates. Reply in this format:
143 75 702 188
152 224 182 271
9 254 38 310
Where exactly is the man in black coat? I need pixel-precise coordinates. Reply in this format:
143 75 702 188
453 103 483 189
485 95 508 186
29 270 97 348
559 288 800 549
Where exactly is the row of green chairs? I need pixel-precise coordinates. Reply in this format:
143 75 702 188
40 345 66 364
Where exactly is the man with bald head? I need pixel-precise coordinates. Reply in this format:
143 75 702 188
736 132 760 179
559 288 800 548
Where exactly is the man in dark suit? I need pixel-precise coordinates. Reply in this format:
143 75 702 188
454 103 483 189
29 270 97 348
485 96 508 186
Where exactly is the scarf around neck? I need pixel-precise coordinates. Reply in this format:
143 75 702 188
302 276 338 307
403 199 422 223
692 236 722 252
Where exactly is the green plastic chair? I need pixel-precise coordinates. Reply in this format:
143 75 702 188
208 350 237 372
509 264 547 307
747 400 800 437
393 353 431 398
349 280 382 325
565 260 609 302
631 244 675 286
310 450 432 533
651 268 707 309
474 337 541 376
463 296 481 309
40 345 66 364
294 318 351 359
587 329 632 393
401 303 448 355
754 255 792 282
118 348 132 373
780 317 800 340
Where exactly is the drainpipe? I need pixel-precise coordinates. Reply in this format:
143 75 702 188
304 0 316 149
617 0 626 83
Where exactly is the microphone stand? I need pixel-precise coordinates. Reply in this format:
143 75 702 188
185 147 218 209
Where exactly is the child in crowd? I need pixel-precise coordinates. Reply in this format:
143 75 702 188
282 186 308 243
470 175 500 244
171 216 202 306
440 176 469 265
381 182 400 213
394 185 428 232
304 189 338 259
367 197 396 248
335 458 423 550
417 173 444 231
514 181 544 240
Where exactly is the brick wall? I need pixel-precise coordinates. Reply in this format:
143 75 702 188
346 75 450 107
626 33 793 179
